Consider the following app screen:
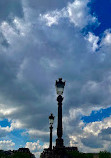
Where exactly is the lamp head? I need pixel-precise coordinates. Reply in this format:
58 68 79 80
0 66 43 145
55 78 65 95
49 113 54 125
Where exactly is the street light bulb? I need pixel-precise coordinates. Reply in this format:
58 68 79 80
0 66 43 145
49 113 54 125
55 78 65 96
56 87 64 95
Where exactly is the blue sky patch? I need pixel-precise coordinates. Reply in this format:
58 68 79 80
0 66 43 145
0 119 11 127
82 107 111 124
89 0 111 36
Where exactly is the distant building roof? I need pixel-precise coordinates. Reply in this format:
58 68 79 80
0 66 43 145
18 148 30 153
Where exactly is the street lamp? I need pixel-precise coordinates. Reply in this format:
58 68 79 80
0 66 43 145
49 113 54 150
55 78 65 148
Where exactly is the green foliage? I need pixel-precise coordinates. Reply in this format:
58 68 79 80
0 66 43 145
68 151 111 158
0 150 7 157
0 151 32 158
67 151 93 158
99 151 110 158
11 152 31 158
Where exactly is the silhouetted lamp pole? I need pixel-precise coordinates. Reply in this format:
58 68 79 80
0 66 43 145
55 78 65 148
49 113 54 150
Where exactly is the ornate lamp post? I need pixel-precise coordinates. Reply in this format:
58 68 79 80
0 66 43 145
49 113 54 150
55 78 65 148
40 79 78 158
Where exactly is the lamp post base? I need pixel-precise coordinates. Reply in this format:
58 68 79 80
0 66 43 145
56 138 64 148
40 146 78 158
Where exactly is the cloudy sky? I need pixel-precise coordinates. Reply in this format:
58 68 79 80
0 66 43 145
0 0 111 157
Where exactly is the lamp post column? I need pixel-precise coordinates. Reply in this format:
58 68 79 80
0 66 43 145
49 113 54 150
56 95 64 147
49 125 53 150
55 78 65 148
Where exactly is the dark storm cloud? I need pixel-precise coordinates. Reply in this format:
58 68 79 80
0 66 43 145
81 134 103 148
0 10 58 131
99 127 111 141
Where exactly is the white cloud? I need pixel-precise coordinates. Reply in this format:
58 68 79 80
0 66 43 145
102 29 111 45
67 0 97 28
41 0 98 28
26 140 43 152
85 32 99 52
0 140 15 150
67 115 111 152
28 129 49 137
83 117 111 135
0 21 17 45
0 104 17 117
13 17 30 36
0 119 25 135
10 119 25 130
40 12 59 27
25 140 49 158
